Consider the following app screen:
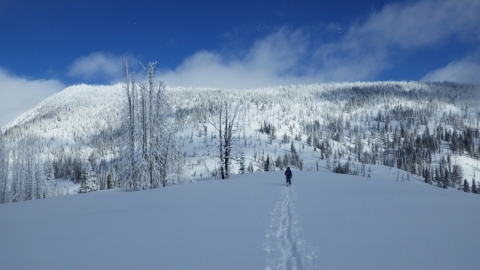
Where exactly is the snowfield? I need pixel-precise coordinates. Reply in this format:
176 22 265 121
1 168 479 270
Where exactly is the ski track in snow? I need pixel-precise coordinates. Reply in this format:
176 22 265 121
264 185 316 270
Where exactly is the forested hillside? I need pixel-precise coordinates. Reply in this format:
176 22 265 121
1 79 479 203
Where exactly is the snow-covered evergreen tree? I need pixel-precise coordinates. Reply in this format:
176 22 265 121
79 160 98 193
276 156 284 170
44 159 57 198
471 178 478 194
247 162 254 173
452 165 463 189
264 155 270 171
239 150 246 174
462 179 470 193
442 168 449 189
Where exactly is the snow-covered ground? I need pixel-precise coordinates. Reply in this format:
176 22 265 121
56 179 80 195
1 167 479 270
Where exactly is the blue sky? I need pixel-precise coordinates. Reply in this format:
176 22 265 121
1 0 480 127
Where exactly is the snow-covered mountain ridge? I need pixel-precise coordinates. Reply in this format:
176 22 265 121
5 84 123 144
1 80 480 202
2 81 468 149
8 80 470 140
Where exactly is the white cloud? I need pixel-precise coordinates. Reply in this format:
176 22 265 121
159 27 321 88
0 68 64 128
159 0 480 87
59 0 480 89
315 0 480 81
67 52 137 83
422 59 480 85
351 0 480 48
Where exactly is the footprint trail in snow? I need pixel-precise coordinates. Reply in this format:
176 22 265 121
264 186 316 270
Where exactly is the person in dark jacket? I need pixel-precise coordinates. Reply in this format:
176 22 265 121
285 167 292 186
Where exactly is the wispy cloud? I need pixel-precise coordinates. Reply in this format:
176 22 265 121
351 0 479 48
160 0 480 87
61 0 479 89
0 68 64 128
315 0 480 81
159 27 320 88
67 52 137 83
422 58 480 85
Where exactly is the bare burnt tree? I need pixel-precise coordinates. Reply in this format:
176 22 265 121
210 92 241 179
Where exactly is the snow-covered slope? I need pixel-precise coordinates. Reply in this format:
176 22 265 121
5 83 124 143
1 169 479 269
2 81 480 203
